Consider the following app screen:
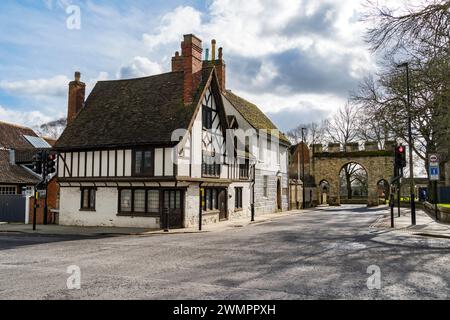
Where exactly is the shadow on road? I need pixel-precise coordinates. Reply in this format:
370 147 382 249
0 233 121 251
317 205 387 214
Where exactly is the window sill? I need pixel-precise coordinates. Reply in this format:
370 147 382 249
234 208 243 212
117 212 160 218
79 208 96 212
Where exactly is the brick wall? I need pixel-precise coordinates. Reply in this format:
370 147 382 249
28 178 59 224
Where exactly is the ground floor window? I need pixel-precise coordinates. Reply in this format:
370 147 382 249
80 188 96 210
235 187 243 209
203 188 225 211
263 176 269 197
119 189 161 216
0 186 17 195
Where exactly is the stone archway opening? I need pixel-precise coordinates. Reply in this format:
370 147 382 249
339 162 368 205
319 180 330 205
377 179 390 204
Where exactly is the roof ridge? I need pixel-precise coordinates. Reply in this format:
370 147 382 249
0 120 33 130
98 70 184 83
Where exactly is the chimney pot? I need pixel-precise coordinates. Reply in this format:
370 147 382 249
74 71 81 82
218 47 223 60
211 39 216 61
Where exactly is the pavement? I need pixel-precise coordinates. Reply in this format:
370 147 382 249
372 205 450 239
0 209 305 236
0 204 449 300
0 224 152 237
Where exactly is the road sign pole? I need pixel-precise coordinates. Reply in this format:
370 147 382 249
390 193 395 228
33 191 38 231
435 181 439 221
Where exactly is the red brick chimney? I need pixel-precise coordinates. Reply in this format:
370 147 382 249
215 47 226 92
171 34 203 105
171 51 183 72
67 71 86 125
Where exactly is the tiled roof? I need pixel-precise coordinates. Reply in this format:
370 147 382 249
0 150 40 185
55 70 214 150
223 91 290 144
0 121 37 150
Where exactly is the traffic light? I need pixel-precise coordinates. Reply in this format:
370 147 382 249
46 153 56 175
395 145 407 169
32 151 43 175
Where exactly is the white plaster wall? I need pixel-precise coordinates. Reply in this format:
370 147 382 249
108 150 115 176
185 183 200 227
117 150 124 177
191 108 202 178
93 151 100 176
58 155 64 177
65 153 72 177
154 148 163 176
59 187 160 228
124 150 132 176
228 182 251 220
165 148 174 176
72 152 79 177
86 152 93 177
79 152 85 177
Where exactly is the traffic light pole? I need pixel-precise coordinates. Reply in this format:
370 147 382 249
33 191 38 231
405 64 416 225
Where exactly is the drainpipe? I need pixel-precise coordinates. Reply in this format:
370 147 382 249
199 182 204 230
251 163 256 222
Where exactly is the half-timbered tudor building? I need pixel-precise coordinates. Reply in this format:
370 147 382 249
54 34 290 229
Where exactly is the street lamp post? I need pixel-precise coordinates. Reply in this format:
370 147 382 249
301 128 306 210
397 62 416 225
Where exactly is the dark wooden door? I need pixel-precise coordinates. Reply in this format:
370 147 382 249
218 189 227 221
161 190 184 229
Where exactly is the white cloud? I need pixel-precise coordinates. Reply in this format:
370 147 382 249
117 57 163 79
0 75 69 98
142 6 202 51
0 105 53 128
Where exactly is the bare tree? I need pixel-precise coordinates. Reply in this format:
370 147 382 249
355 0 450 179
324 103 360 151
36 118 67 140
287 121 325 147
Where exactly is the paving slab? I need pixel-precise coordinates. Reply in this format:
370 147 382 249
373 205 450 239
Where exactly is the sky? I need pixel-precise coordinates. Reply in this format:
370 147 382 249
0 0 379 132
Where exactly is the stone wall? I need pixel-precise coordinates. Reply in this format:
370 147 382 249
423 202 450 223
312 151 394 207
254 169 288 214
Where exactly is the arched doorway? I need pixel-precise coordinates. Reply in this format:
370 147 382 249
277 178 282 211
377 179 390 204
339 162 368 204
319 180 330 205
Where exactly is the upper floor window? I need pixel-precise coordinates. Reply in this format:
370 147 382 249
133 149 153 176
202 153 221 177
203 106 213 129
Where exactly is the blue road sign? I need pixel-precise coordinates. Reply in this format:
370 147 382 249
430 166 440 181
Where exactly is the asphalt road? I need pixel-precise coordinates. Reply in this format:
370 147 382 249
0 205 449 300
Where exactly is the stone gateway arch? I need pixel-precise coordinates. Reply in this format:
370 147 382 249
311 142 395 207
